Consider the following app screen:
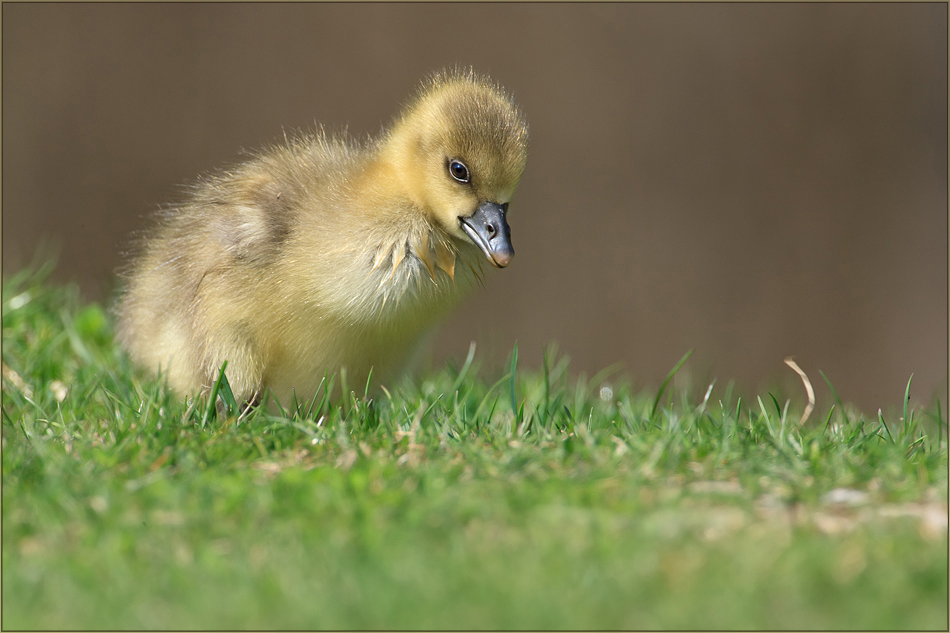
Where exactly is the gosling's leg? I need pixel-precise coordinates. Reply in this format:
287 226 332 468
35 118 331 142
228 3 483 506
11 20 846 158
198 325 265 406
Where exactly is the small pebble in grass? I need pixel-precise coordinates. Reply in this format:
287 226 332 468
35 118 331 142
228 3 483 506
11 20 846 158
89 496 108 514
822 488 870 506
49 380 68 402
611 436 628 456
2 363 33 398
7 291 31 311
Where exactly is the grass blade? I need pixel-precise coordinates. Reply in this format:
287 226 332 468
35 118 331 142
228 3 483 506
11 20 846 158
901 374 914 442
650 349 693 419
304 374 328 420
201 360 229 427
451 341 478 394
363 366 374 400
509 342 519 418
218 370 238 414
819 370 850 425
823 404 836 429
877 409 893 443
541 345 551 419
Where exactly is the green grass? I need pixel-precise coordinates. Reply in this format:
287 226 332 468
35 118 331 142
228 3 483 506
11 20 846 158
3 265 947 630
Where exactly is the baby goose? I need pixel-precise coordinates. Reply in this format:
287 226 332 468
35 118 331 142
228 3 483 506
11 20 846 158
116 70 529 406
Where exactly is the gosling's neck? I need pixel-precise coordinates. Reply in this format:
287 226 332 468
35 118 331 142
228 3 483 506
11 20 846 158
345 147 463 291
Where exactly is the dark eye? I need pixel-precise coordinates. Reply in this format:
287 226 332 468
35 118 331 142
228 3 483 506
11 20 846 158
448 159 470 183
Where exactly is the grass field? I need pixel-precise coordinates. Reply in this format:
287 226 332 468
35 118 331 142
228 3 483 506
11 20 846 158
3 265 947 630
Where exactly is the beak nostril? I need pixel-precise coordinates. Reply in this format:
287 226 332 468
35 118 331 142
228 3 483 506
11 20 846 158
463 202 513 267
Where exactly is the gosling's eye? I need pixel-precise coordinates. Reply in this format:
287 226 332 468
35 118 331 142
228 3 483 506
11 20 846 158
448 159 470 184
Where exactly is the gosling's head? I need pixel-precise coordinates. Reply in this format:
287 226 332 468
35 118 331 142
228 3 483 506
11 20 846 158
383 70 529 268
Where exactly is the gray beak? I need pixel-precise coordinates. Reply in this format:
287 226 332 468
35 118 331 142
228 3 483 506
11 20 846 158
458 201 514 268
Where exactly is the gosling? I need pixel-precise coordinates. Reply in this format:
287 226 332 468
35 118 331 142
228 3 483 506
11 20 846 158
116 70 529 407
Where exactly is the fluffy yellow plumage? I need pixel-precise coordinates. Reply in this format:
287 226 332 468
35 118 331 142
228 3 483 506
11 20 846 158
116 70 529 406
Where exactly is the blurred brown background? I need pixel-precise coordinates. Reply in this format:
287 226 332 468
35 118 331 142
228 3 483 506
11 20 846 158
3 3 947 412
